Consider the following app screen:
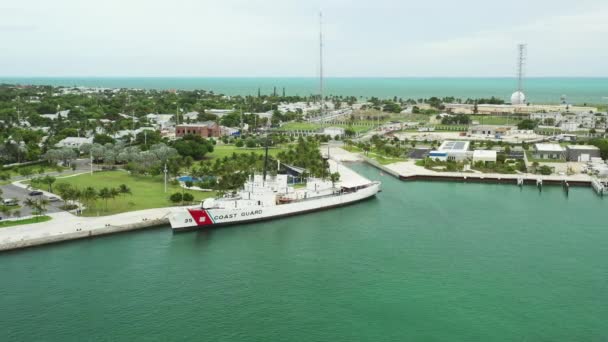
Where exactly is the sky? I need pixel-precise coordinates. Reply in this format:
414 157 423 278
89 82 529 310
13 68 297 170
1 0 608 77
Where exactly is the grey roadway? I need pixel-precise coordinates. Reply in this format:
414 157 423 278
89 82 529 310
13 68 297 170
0 184 65 218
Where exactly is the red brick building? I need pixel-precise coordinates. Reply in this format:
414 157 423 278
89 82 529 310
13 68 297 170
176 122 221 138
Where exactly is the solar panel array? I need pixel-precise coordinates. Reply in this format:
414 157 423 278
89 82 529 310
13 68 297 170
440 141 468 151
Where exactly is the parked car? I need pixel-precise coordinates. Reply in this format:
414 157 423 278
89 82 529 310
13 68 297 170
47 196 60 202
2 198 18 206
28 190 43 196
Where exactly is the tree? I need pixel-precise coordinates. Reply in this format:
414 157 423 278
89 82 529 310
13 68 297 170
330 172 340 188
93 134 115 145
539 165 552 175
517 119 537 130
19 167 33 179
42 175 56 192
118 184 132 196
98 187 112 211
82 187 97 211
1 206 10 219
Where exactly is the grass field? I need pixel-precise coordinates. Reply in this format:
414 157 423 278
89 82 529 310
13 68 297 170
343 145 407 165
474 116 523 125
42 171 216 216
279 122 371 133
207 145 288 160
0 216 51 228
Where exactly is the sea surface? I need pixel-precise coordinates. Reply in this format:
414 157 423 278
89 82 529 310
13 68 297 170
1 77 607 105
1 163 607 341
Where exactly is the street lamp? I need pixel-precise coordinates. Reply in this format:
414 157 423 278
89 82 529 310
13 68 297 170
164 163 168 193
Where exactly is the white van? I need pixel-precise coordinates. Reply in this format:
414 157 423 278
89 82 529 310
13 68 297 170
2 198 18 206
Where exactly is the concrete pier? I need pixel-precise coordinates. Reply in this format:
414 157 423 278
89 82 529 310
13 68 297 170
0 208 174 252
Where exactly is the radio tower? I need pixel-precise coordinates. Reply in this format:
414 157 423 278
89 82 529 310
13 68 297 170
319 11 324 119
511 43 527 105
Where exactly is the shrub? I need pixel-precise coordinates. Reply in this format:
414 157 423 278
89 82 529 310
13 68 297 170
182 193 194 203
169 192 183 204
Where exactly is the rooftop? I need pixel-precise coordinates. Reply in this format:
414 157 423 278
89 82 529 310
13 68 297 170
473 150 497 158
566 145 600 150
438 140 470 152
535 143 565 152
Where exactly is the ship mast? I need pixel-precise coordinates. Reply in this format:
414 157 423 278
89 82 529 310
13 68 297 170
262 136 269 184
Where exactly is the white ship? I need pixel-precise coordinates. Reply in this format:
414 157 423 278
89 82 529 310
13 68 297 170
169 172 380 231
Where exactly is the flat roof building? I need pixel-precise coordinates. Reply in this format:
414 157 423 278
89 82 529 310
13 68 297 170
176 122 221 138
472 150 497 163
566 145 601 162
534 143 566 160
437 141 470 161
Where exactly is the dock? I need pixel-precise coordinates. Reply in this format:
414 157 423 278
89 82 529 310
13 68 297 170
328 146 603 189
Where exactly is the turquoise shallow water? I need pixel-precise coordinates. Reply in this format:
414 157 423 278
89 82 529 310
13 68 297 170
1 77 607 104
1 163 607 341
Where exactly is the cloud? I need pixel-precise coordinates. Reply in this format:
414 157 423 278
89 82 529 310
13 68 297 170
0 0 607 76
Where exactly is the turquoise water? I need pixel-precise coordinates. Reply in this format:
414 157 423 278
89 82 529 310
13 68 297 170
1 77 607 104
1 163 607 341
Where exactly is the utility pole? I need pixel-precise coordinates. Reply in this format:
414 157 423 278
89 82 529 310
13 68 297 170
90 150 93 175
164 163 168 193
319 11 324 120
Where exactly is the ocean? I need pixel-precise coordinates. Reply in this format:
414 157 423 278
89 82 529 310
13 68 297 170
1 77 607 105
1 163 607 341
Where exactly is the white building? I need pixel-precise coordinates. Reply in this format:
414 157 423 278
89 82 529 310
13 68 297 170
322 127 345 138
183 111 200 121
472 150 497 163
146 114 174 129
40 110 70 120
55 137 93 148
434 141 470 161
533 143 566 160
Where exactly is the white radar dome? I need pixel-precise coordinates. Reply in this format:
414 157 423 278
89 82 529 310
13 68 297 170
511 91 526 105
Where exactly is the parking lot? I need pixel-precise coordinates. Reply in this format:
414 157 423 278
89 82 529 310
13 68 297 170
1 184 64 217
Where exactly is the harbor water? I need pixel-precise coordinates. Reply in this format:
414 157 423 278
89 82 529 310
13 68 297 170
1 163 607 341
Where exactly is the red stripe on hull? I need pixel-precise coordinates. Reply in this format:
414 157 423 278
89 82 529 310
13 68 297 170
187 209 214 226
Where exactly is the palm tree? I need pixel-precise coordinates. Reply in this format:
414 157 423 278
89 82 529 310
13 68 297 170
23 198 36 215
82 187 97 211
110 188 120 205
98 187 112 211
1 206 10 219
118 184 131 196
42 175 56 192
37 198 49 219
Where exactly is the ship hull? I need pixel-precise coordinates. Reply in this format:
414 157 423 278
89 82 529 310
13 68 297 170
170 183 380 232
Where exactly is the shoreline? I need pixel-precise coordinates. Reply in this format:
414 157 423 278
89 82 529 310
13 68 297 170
330 146 600 189
0 159 373 252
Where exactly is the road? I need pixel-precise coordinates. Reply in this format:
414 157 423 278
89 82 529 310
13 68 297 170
0 184 65 218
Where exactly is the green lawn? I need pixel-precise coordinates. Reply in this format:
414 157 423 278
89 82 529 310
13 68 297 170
279 122 371 133
0 216 51 228
474 116 523 125
207 145 288 160
38 171 216 217
343 145 407 165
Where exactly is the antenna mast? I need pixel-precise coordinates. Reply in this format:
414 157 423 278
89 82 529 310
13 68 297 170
319 11 324 119
516 44 526 94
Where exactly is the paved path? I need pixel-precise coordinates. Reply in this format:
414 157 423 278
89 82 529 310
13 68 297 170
0 207 179 251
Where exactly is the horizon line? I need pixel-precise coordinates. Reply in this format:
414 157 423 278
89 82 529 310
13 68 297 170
2 75 608 79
